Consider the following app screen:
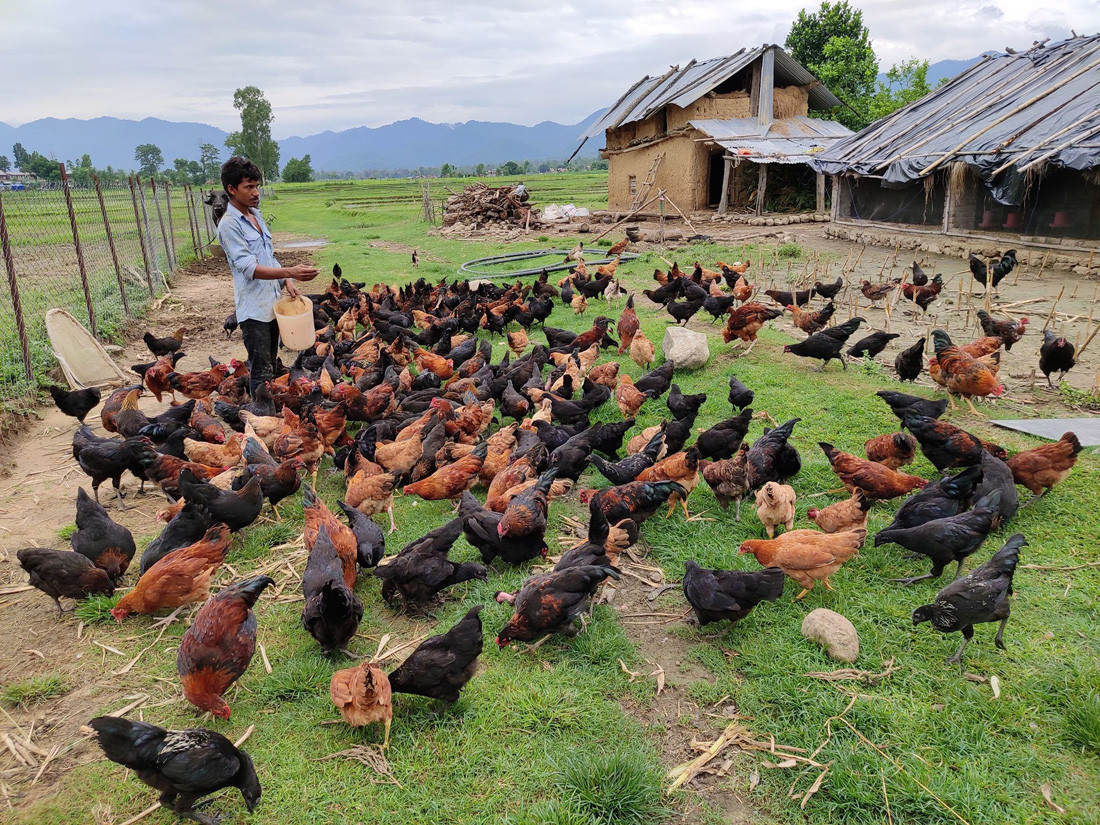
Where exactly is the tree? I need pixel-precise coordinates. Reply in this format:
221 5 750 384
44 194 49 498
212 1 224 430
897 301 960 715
537 162 551 174
199 142 221 182
281 154 314 183
475 163 486 176
12 143 29 170
786 1 878 130
22 151 61 180
499 160 523 176
225 86 280 180
134 144 164 176
0 155 9 173
868 58 932 122
439 163 455 177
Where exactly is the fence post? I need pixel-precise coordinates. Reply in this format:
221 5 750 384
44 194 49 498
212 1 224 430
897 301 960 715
151 178 172 273
129 176 155 297
59 163 98 338
94 175 131 316
203 193 215 243
136 177 160 286
0 191 34 381
164 181 178 270
184 185 202 258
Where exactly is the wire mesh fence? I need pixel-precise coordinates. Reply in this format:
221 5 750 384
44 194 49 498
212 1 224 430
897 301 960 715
0 164 219 404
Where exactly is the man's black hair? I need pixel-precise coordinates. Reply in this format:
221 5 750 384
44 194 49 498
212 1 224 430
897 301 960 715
221 156 263 192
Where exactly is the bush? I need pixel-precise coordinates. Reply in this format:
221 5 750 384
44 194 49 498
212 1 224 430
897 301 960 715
556 749 665 825
777 242 802 258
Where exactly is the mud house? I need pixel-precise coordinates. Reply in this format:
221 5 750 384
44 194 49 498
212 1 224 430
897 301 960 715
812 34 1100 251
573 45 852 216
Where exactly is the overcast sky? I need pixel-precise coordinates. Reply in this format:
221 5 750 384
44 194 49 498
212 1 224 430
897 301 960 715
2 1 1096 136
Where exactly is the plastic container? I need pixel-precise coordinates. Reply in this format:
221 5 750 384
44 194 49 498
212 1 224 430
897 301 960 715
273 296 315 351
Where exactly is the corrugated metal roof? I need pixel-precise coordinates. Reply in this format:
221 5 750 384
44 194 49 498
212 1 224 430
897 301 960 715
691 116 853 164
578 45 844 141
811 34 1100 205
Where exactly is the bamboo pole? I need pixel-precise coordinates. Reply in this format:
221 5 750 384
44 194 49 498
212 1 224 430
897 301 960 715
59 163 97 338
1076 319 1100 358
93 175 130 316
1043 285 1066 331
592 194 661 241
659 192 700 235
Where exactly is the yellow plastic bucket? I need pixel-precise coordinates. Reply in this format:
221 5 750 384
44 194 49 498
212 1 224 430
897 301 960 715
274 296 315 351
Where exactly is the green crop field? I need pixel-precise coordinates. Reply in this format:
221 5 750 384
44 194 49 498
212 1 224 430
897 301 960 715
14 173 1100 825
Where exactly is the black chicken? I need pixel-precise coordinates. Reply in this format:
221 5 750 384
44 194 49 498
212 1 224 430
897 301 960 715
745 418 801 491
89 716 261 825
894 338 925 382
913 533 1024 664
140 501 211 574
373 518 487 604
496 565 620 646
388 605 484 702
876 390 947 422
695 409 753 461
223 312 238 339
812 277 844 300
590 432 664 485
968 250 1017 290
633 362 675 398
71 487 136 582
17 548 116 615
1039 330 1076 388
784 316 865 370
302 525 364 653
47 385 101 422
703 293 738 320
682 561 785 625
73 429 137 509
178 469 264 532
143 329 186 357
337 501 386 568
847 331 900 359
882 464 983 532
667 384 707 421
587 480 687 526
727 374 754 412
664 297 705 325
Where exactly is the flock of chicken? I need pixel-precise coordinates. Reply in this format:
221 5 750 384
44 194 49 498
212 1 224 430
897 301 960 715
18 244 1087 822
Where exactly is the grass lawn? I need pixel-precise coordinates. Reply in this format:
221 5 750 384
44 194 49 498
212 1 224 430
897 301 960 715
15 174 1100 824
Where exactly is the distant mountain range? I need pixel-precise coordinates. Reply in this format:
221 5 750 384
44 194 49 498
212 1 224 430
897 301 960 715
0 55 983 175
0 113 605 175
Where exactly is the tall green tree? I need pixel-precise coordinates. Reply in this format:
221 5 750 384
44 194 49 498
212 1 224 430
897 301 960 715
12 143 29 170
475 163 486 176
868 58 932 122
499 160 522 176
281 154 314 183
225 86 280 180
0 155 9 173
786 1 877 129
199 142 221 182
134 143 164 176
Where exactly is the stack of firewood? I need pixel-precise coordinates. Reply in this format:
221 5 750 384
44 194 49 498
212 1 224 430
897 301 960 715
442 184 539 228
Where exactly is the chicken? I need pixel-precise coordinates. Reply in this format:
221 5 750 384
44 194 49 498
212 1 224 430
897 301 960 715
115 388 156 439
47 384 100 422
783 317 866 371
617 295 640 353
636 448 701 518
110 525 232 622
373 518 487 604
807 488 870 534
754 482 796 538
507 330 529 357
812 276 844 300
740 528 864 600
682 561 785 625
587 361 620 389
968 250 1017 290
700 445 750 519
666 384 706 421
696 409 753 461
902 273 943 312
140 352 187 403
765 287 812 307
664 296 705 325
493 469 556 559
302 525 363 653
860 280 898 302
864 432 918 470
789 302 835 335
168 362 233 400
882 465 983 533
388 605 484 702
141 502 211 575
496 565 620 646
973 451 1020 529
99 384 140 433
931 329 1004 415
303 483 358 588
17 548 115 615
901 413 1006 473
974 312 1026 353
189 400 228 444
143 327 187 357
912 533 1024 664
876 390 947 423
1039 330 1076 387
184 436 242 469
330 661 393 748
345 452 399 534
848 331 901 359
819 442 925 501
239 439 302 519
179 468 264 533
177 575 273 718
71 487 136 581
732 274 754 304
590 432 663 486
337 500 386 568
894 337 925 382
129 440 223 502
75 432 140 509
403 441 487 502
584 480 687 527
1005 432 1083 497
745 418 802 491
88 716 260 825
615 373 651 419
723 303 783 354
728 374 754 412
874 490 1001 584
629 329 655 369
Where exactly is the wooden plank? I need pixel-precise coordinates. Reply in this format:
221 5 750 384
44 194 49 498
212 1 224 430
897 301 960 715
758 48 774 131
815 172 825 214
755 164 768 216
718 156 733 215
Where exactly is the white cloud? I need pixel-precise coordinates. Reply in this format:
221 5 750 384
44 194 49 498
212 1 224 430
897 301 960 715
0 1 1096 135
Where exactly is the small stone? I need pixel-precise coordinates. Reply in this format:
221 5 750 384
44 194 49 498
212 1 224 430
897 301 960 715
102 344 124 354
801 608 859 663
661 327 709 370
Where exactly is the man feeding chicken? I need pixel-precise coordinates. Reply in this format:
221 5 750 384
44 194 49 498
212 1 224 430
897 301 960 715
217 156 319 397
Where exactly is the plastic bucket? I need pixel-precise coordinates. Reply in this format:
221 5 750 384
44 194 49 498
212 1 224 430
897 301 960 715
274 296 315 351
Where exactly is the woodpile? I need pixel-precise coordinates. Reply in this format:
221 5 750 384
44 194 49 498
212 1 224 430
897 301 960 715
443 184 539 229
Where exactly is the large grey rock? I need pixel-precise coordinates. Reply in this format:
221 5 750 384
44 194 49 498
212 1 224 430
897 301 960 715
661 327 709 370
801 608 859 663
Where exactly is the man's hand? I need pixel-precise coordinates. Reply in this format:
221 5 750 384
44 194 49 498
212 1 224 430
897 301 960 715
285 281 302 299
286 264 320 282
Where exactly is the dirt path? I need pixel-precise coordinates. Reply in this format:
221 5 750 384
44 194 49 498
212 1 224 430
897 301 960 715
0 239 315 808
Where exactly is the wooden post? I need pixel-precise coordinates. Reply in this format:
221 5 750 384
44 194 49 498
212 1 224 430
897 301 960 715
164 181 178 270
93 175 130 316
59 163 97 338
184 186 202 259
0 191 33 380
717 156 733 216
151 179 173 273
129 177 155 296
136 177 161 282
815 172 825 215
755 164 768 216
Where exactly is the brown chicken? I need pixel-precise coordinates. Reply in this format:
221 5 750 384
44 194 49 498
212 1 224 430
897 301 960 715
18 548 116 615
184 435 243 469
330 660 393 748
587 361 620 389
414 348 455 380
931 330 1004 415
606 237 629 256
789 302 836 335
303 483 358 588
740 528 865 600
177 575 273 719
636 447 701 518
978 310 1028 351
507 330 529 357
615 373 651 418
142 353 184 403
100 385 140 433
403 442 487 502
861 280 899 302
755 482 796 538
189 400 228 445
723 303 783 354
1005 432 1083 496
129 440 224 501
806 489 871 534
732 274 753 304
629 330 655 369
479 424 518 486
486 451 539 512
700 445 750 519
168 362 234 400
272 410 325 487
864 432 918 470
617 295 640 353
819 442 926 500
111 525 232 622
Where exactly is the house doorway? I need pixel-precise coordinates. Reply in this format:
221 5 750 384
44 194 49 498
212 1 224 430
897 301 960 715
708 153 727 206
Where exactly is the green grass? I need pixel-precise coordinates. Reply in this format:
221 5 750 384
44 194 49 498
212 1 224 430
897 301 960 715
73 592 121 624
3 675 65 707
14 174 1100 825
56 523 77 540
